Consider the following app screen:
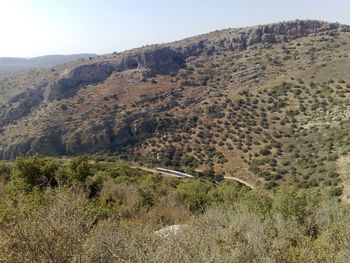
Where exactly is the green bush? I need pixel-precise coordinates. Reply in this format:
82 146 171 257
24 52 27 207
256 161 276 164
176 179 213 212
10 156 59 192
67 156 92 182
272 186 320 223
329 186 343 196
242 190 273 218
259 147 271 156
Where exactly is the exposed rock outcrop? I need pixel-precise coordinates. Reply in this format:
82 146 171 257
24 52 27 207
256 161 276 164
115 47 186 77
0 87 45 126
46 63 114 101
155 224 189 238
212 20 350 52
45 48 185 102
262 33 276 43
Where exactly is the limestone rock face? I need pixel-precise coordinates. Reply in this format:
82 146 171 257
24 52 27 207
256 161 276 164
247 28 262 45
0 127 66 159
155 225 189 238
46 63 114 101
44 47 185 102
208 20 350 52
0 87 45 126
262 33 276 43
1 139 32 160
115 47 185 76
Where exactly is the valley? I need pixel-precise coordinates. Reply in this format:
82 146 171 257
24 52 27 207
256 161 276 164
0 20 349 193
2 18 350 262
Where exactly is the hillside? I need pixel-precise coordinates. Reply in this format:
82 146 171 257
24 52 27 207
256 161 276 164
1 20 350 192
0 54 96 72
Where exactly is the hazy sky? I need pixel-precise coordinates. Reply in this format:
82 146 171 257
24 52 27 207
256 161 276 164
1 0 349 57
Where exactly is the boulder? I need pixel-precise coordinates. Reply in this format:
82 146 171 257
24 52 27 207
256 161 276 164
155 224 189 238
262 33 276 43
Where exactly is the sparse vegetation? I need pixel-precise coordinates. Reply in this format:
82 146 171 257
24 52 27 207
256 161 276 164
0 156 349 262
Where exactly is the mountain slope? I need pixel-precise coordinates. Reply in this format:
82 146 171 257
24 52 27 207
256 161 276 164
0 54 96 72
1 20 350 191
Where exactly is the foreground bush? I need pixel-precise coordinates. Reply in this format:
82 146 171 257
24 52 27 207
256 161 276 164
0 156 349 262
0 188 92 262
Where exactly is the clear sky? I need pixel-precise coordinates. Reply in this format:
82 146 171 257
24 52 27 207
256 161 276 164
0 0 349 57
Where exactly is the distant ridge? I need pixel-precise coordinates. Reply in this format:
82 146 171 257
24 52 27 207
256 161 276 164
0 54 96 72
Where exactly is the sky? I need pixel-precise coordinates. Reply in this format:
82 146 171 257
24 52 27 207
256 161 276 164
0 0 350 57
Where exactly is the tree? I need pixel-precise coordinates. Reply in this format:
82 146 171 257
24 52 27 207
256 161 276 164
11 156 59 191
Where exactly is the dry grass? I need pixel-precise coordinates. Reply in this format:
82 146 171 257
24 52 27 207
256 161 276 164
0 183 350 262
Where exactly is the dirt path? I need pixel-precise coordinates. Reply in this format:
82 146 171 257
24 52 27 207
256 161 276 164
223 176 255 189
132 166 193 178
133 165 254 189
336 155 350 202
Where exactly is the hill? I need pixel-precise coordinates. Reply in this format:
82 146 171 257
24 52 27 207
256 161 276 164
0 20 350 192
0 54 96 72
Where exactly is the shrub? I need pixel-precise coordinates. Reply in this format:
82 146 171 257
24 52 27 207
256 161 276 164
329 186 343 196
67 156 92 182
259 147 271 156
176 179 213 212
272 186 320 223
10 156 59 192
0 188 92 262
242 190 273 218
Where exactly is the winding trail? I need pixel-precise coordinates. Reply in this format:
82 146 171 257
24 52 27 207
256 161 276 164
223 176 255 189
133 165 254 189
